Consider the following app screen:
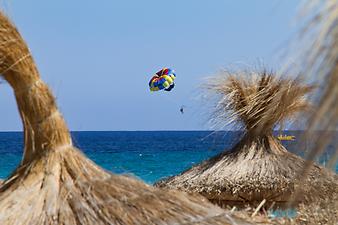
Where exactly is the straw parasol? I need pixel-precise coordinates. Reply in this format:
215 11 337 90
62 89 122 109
155 69 338 208
0 11 256 225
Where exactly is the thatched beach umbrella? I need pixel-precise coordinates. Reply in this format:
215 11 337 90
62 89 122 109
0 11 255 225
155 69 338 208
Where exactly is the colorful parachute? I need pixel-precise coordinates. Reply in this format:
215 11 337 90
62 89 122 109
149 68 176 92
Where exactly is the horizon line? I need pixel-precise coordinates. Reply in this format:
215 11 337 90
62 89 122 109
0 129 333 133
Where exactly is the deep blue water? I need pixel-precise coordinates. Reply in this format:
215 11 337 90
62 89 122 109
0 131 336 184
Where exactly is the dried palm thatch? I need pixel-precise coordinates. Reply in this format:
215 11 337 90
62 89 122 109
0 11 255 225
297 0 337 133
280 1 338 221
293 0 338 175
155 69 338 208
288 196 338 225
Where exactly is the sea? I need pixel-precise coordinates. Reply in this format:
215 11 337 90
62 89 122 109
0 131 337 184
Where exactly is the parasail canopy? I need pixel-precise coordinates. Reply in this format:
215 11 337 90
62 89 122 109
149 67 176 92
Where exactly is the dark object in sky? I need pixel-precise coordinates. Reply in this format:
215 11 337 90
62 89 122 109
180 105 185 114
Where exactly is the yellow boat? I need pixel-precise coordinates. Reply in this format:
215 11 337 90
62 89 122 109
277 134 295 141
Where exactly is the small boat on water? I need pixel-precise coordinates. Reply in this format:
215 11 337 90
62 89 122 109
277 134 296 141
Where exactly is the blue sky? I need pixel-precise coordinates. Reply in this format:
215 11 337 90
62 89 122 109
0 0 299 131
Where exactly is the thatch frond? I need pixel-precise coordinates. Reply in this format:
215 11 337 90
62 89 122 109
282 0 338 215
0 11 253 225
289 0 338 161
206 69 313 133
290 194 338 225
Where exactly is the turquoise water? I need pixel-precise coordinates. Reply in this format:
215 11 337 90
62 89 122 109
0 131 337 184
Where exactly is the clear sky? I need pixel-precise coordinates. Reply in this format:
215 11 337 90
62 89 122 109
0 0 299 131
